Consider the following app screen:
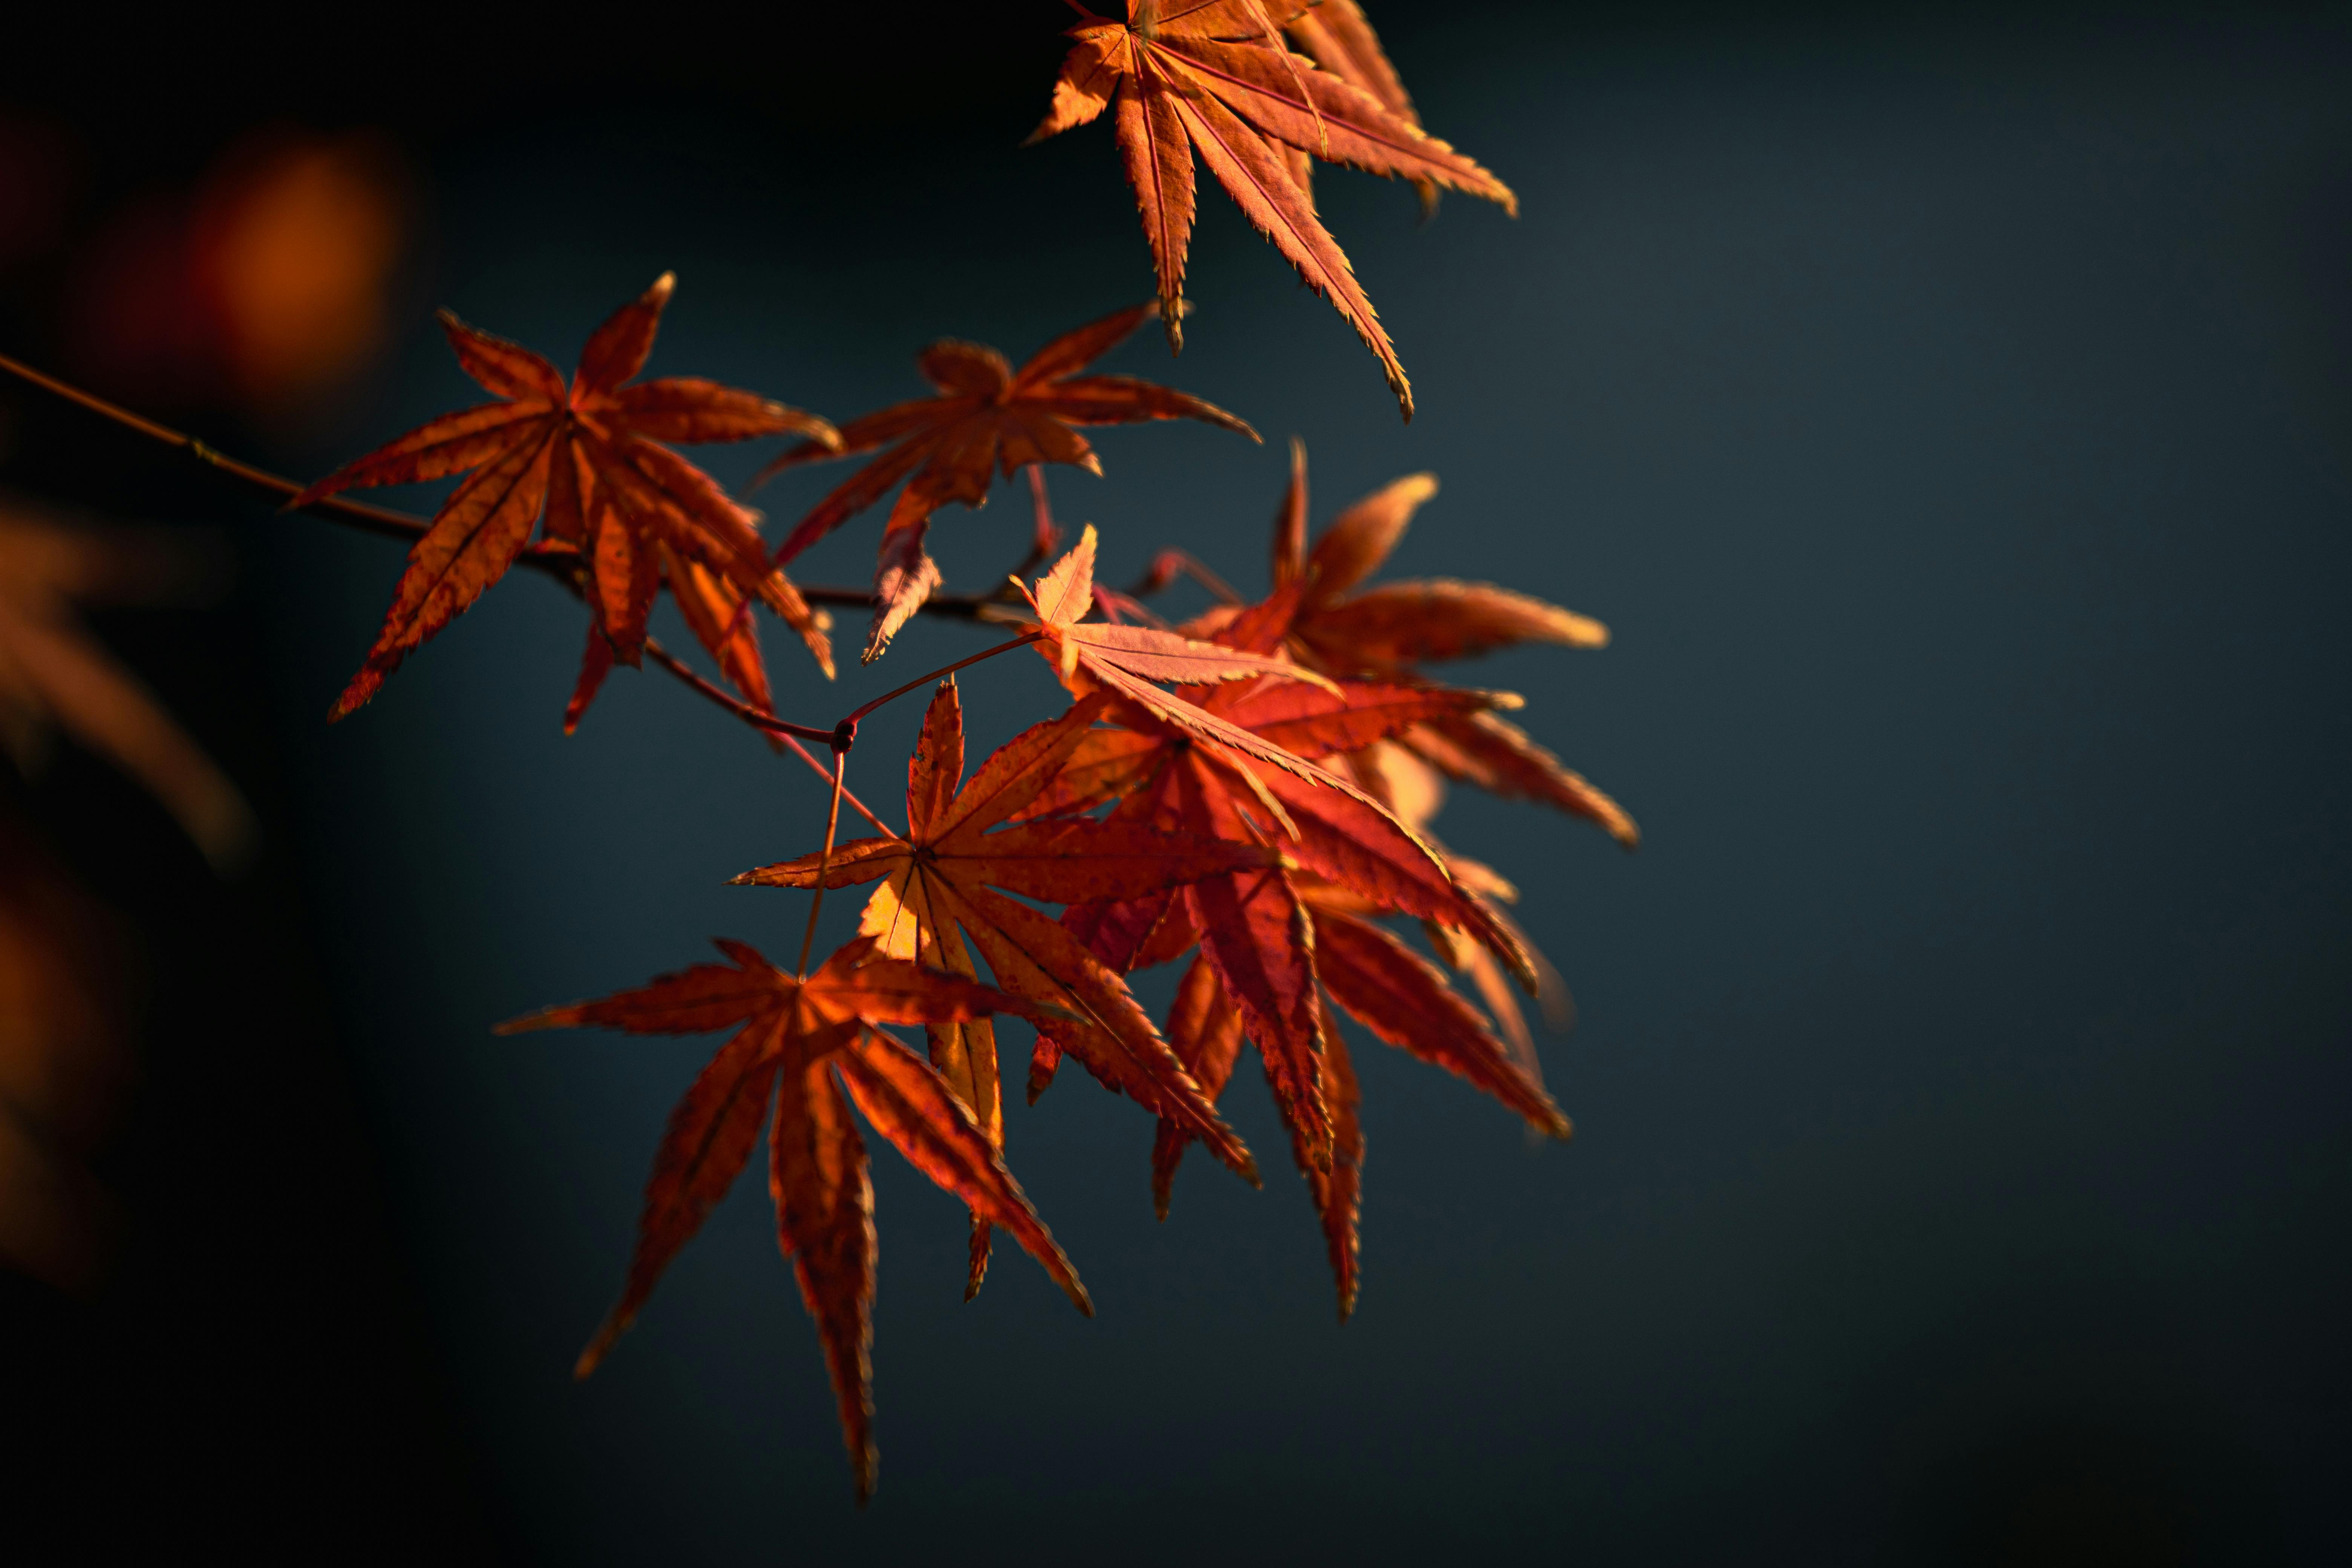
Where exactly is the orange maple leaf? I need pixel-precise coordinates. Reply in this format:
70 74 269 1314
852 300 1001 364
1189 439 1642 847
1345 738 1574 1090
1139 808 1561 1327
1005 560 1569 1314
1049 659 1532 1140
1054 688 1554 1110
498 934 1087 1503
749 302 1257 663
1080 723 1569 1320
290 273 841 725
1283 0 1437 216
1028 2 1517 418
733 678 1276 1232
1010 523 1361 790
1153 881 1563 1321
1018 541 1542 992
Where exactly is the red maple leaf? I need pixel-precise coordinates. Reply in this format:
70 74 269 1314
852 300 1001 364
1152 870 1567 1321
1345 738 1575 1092
996 534 1578 1312
1061 686 1570 1317
1008 523 1391 790
749 302 1257 663
1179 439 1641 846
733 675 1288 1285
291 273 841 725
1027 2 1516 418
498 934 1087 1503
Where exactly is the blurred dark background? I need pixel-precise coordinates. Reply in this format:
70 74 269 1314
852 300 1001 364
1 2 2345 1561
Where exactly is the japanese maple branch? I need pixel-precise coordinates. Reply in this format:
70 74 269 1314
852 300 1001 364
0 351 1023 613
0 349 443 548
1132 548 1244 606
0 350 989 819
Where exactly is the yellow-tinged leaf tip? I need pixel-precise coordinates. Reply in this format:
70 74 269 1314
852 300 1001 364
574 1313 627 1378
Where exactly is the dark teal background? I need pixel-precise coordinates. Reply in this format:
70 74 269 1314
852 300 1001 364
8 3 2350 1561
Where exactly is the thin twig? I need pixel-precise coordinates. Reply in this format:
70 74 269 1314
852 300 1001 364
1092 585 1171 629
636 639 840 744
1152 549 1244 606
634 637 893 835
797 743 848 977
0 349 998 782
0 349 459 548
1011 464 1064 580
836 632 1044 735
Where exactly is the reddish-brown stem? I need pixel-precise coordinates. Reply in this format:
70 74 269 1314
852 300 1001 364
0 349 992 790
635 639 893 836
797 743 848 977
1139 548 1243 606
0 349 464 548
835 632 1044 735
1028 464 1055 545
635 640 839 744
1092 585 1172 629
1024 465 1062 564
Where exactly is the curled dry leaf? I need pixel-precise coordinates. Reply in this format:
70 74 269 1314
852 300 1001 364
1029 1 1516 418
498 933 1087 1503
750 302 1257 663
290 273 841 726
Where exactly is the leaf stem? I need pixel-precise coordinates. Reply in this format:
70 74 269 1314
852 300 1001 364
835 632 1044 736
635 637 893 836
1017 464 1063 574
636 639 840 745
796 741 848 978
1148 549 1244 606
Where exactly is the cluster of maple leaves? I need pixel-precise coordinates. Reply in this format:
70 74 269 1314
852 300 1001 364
272 0 1631 1505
